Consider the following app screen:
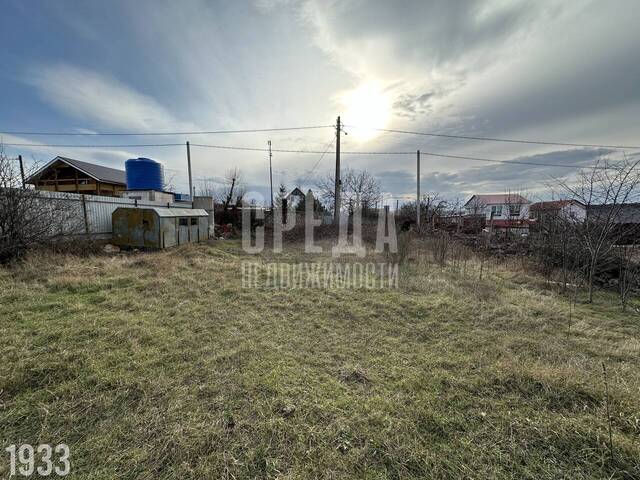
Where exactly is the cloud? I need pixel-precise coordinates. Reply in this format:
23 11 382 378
293 0 640 165
297 0 560 111
300 0 541 76
6 0 640 198
25 64 191 132
0 133 139 173
393 92 435 119
376 148 616 201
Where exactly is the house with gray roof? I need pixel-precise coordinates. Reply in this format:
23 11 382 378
26 156 126 197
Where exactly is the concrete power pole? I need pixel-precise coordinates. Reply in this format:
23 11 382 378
268 140 274 210
416 149 421 229
334 116 342 224
186 141 193 203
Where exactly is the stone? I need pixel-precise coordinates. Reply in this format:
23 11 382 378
103 244 120 253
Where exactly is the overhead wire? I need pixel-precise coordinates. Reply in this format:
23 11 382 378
2 142 185 148
0 125 333 136
189 142 622 172
7 121 635 201
407 150 614 170
4 122 638 150
1 140 618 170
344 124 640 150
297 137 336 186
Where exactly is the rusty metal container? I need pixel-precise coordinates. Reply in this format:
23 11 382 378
112 207 209 248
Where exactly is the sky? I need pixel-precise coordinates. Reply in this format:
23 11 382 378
1 0 639 204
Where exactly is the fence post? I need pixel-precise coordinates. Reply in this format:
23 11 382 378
81 194 90 235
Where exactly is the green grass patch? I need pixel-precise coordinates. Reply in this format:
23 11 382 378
1 242 639 479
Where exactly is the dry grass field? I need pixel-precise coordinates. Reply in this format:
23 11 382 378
1 240 639 479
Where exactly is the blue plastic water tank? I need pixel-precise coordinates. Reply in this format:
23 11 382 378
125 158 164 191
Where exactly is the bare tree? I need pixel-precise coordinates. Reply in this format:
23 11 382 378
465 196 487 216
276 183 287 208
463 196 487 235
220 168 246 212
197 177 219 198
557 156 640 302
444 197 465 217
0 147 83 263
315 168 382 214
163 171 177 193
429 231 450 265
424 195 448 228
529 199 582 289
399 193 447 230
433 197 465 233
344 169 383 214
315 174 336 211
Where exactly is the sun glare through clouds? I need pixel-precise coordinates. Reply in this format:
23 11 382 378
341 82 391 142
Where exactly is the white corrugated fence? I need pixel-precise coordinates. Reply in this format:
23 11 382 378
34 190 192 236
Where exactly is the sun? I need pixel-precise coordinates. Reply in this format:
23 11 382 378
341 82 391 142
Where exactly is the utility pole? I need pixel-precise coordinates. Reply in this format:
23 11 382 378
18 155 26 189
334 116 342 224
416 150 421 229
384 205 390 235
186 141 193 202
268 140 274 210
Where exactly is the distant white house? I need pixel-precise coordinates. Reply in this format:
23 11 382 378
285 187 325 214
464 193 531 227
286 187 307 209
529 200 587 223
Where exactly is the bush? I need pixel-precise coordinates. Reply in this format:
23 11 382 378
0 150 83 263
429 231 450 266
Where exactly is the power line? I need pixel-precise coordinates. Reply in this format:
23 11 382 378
345 124 640 150
188 143 618 170
0 125 333 136
2 141 328 151
3 140 616 169
413 150 613 170
298 137 336 185
3 142 185 148
3 121 638 149
191 143 368 154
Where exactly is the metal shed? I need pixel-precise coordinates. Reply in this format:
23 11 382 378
112 207 209 248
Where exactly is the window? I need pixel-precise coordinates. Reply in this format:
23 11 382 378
190 218 198 225
509 205 521 217
179 218 188 226
490 205 503 217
